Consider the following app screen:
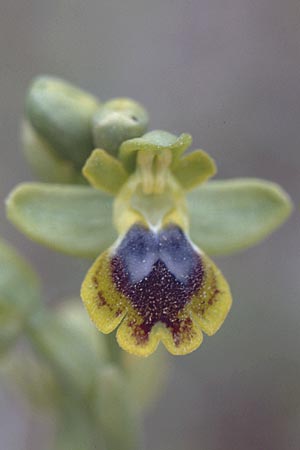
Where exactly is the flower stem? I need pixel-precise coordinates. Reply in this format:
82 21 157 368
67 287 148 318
105 332 123 367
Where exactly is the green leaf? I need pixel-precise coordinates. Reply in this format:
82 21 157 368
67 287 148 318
187 178 292 255
171 149 216 190
0 240 40 353
6 183 116 257
26 76 101 168
83 149 129 194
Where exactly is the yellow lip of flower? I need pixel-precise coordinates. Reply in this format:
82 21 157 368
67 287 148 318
81 222 232 357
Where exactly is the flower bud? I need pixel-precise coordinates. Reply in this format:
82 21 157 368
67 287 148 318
92 98 149 157
25 76 101 169
22 121 83 184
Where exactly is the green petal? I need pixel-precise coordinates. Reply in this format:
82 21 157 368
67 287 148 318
171 149 216 190
187 178 292 255
83 149 129 194
0 240 40 353
26 76 101 168
6 183 116 257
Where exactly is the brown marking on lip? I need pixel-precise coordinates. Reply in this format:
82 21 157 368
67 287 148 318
97 290 107 308
208 288 220 306
188 269 223 319
172 317 193 347
129 322 149 345
115 308 123 317
92 275 99 288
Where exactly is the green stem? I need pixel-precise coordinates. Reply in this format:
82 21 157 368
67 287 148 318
24 306 142 450
95 365 143 450
54 397 105 450
105 332 123 367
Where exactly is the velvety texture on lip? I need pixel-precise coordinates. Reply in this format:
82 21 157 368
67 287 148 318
81 222 232 356
111 225 203 338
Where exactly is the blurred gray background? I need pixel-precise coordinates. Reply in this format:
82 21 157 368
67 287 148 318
1 0 300 449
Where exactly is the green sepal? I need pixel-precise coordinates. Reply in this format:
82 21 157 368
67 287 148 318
0 240 40 355
187 178 292 255
171 149 216 190
94 366 141 450
22 122 85 184
6 183 116 258
119 130 192 172
26 76 101 169
93 98 149 157
83 149 129 195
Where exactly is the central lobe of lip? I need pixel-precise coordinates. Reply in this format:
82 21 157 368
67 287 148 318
111 224 203 331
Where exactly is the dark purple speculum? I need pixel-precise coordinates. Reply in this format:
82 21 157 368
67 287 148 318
111 224 204 342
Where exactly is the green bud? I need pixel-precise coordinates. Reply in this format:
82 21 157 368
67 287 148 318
92 98 149 157
25 76 101 169
22 122 83 184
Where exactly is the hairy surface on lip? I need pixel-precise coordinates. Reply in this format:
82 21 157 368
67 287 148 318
111 225 203 340
81 221 232 355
